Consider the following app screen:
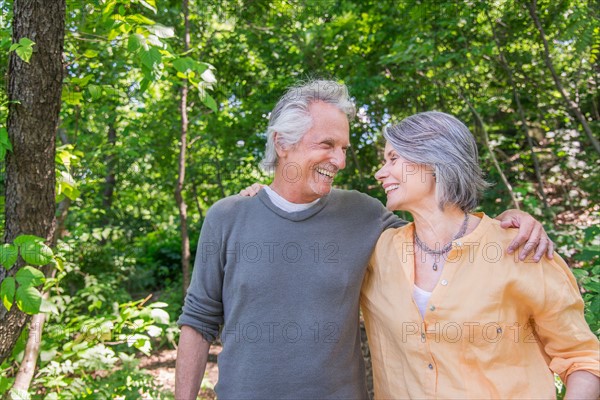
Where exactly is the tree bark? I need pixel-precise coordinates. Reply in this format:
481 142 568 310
526 0 600 155
0 0 65 364
175 0 192 294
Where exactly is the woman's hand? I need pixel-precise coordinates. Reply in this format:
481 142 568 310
239 183 265 197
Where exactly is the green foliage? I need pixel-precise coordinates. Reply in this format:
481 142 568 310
1 235 53 314
1 258 174 398
9 37 34 63
1 0 598 397
0 126 12 159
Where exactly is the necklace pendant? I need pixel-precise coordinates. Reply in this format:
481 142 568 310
433 262 438 271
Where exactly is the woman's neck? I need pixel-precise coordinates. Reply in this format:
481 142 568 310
410 204 473 249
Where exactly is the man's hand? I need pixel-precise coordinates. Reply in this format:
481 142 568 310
495 209 554 262
239 183 265 197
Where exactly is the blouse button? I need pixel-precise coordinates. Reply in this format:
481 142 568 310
441 279 448 286
428 363 434 370
429 305 436 312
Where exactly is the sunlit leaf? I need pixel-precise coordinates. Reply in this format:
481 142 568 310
20 242 53 266
15 266 45 286
40 298 59 315
150 308 170 324
88 84 102 100
137 0 157 13
13 235 45 245
1 277 15 311
83 49 98 58
144 23 174 39
126 14 156 25
16 285 42 314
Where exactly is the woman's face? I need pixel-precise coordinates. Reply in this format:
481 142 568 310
375 142 436 211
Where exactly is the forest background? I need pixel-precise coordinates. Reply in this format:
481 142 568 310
0 0 598 398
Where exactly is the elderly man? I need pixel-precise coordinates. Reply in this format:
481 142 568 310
175 80 552 399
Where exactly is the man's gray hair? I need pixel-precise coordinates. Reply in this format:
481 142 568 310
260 80 356 172
384 111 491 212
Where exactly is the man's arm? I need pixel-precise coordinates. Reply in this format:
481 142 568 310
175 325 212 400
565 370 600 400
494 209 554 262
239 186 554 261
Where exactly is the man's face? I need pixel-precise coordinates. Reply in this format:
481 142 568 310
277 101 350 203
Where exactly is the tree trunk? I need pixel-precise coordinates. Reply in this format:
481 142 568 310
526 0 600 155
175 0 192 294
102 124 117 213
0 0 65 364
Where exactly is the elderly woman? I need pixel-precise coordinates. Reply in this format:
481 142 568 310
361 111 600 399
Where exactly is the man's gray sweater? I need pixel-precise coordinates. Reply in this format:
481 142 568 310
178 188 402 399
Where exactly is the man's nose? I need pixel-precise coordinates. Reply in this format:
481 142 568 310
332 148 346 170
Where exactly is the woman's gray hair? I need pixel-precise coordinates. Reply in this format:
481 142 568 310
260 80 356 172
383 111 491 212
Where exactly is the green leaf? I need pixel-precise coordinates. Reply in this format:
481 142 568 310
140 47 162 69
144 23 174 39
20 242 53 266
173 57 195 73
62 87 83 105
13 235 45 245
127 34 141 52
16 285 42 314
137 0 157 13
11 37 36 63
0 244 18 269
1 277 15 311
8 388 30 400
15 266 45 287
83 49 98 58
575 248 600 262
0 127 11 146
0 127 12 159
40 298 59 315
572 268 588 279
88 84 102 100
126 14 156 25
201 93 218 112
102 0 117 18
0 375 14 396
18 37 34 47
70 74 93 87
583 280 600 294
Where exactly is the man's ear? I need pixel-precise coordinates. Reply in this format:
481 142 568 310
274 132 287 158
